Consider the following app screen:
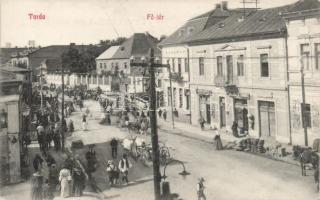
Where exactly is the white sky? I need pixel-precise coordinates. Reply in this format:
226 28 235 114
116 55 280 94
0 0 297 47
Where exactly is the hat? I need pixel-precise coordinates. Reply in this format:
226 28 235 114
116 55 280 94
199 177 205 182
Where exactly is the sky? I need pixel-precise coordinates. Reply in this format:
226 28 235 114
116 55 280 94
0 0 298 47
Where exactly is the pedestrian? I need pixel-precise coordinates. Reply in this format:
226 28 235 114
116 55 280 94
33 154 44 172
31 171 44 200
158 109 162 118
45 153 56 168
118 153 132 185
53 129 61 151
174 108 179 118
59 166 72 198
199 116 205 131
72 167 86 197
37 132 45 152
197 177 206 200
85 145 97 175
232 121 239 138
68 119 74 132
106 113 111 125
48 164 59 193
110 138 118 158
106 160 118 186
82 114 87 131
162 109 167 121
213 127 223 150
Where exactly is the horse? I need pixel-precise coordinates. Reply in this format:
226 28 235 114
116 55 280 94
300 148 319 176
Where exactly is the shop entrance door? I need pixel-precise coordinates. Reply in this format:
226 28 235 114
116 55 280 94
234 99 248 134
258 101 276 138
220 97 226 127
206 104 211 124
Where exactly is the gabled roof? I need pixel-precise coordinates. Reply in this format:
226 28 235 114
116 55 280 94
159 6 255 47
187 6 290 44
96 46 120 60
286 0 320 13
112 33 159 59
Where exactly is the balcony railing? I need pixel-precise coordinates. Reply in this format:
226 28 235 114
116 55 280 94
170 72 184 82
214 75 238 87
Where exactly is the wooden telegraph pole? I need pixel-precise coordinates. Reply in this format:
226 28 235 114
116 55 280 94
61 66 65 150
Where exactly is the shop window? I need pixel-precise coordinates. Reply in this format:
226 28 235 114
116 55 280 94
300 44 310 70
315 43 320 70
301 103 311 128
260 54 269 77
237 55 244 76
217 56 223 76
199 57 204 76
179 89 183 108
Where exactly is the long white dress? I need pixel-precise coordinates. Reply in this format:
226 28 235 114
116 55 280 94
59 168 71 198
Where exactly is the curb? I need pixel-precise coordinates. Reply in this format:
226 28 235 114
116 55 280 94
159 126 301 167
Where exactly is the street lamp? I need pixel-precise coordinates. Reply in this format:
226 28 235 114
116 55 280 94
161 159 190 200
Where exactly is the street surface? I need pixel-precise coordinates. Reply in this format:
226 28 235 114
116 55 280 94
64 100 317 200
0 99 317 200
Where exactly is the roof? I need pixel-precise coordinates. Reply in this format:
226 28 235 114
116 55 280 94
44 58 62 72
286 0 320 13
0 47 28 64
159 6 256 46
96 46 120 60
187 6 290 44
112 33 159 59
0 70 19 82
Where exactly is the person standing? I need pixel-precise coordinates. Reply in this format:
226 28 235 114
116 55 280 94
72 167 86 197
199 116 205 131
106 160 117 186
162 109 167 121
31 171 44 200
197 177 206 200
213 127 223 150
110 138 118 159
158 109 162 118
82 114 87 131
118 154 132 185
59 166 72 198
232 121 239 138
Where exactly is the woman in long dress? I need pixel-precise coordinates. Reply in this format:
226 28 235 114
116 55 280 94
213 127 223 150
59 167 71 198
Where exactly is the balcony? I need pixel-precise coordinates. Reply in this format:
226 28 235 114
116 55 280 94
170 72 184 83
214 75 238 87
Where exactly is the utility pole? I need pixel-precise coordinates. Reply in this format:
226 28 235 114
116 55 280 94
149 48 161 200
39 66 44 115
168 66 175 128
300 56 308 146
61 66 65 150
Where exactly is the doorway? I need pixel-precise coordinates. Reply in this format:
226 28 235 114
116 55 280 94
258 101 276 138
220 97 226 127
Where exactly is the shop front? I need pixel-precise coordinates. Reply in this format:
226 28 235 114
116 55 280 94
234 98 249 134
197 89 212 124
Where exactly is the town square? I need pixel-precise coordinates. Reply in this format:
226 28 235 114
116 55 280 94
0 0 319 200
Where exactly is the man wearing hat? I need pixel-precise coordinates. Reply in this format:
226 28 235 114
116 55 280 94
106 160 118 186
197 177 206 200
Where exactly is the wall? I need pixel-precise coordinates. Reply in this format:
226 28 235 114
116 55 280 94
96 58 130 75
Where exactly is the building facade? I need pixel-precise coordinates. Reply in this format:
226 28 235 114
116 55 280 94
284 0 320 145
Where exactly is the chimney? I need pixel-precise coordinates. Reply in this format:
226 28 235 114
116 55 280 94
215 3 221 10
221 1 228 11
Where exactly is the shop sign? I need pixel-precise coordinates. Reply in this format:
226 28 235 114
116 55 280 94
196 89 212 96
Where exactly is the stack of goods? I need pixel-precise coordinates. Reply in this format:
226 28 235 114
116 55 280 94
245 138 252 151
236 139 247 151
292 145 306 160
251 139 259 153
258 139 265 153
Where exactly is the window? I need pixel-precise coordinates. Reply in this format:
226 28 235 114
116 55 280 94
173 88 177 107
217 56 223 76
199 57 204 75
260 54 269 77
301 103 311 128
104 63 106 69
100 63 103 69
157 79 162 87
179 89 183 108
124 62 128 69
111 62 114 68
301 44 310 70
172 59 175 72
237 55 244 76
178 58 181 73
315 43 320 70
184 58 189 72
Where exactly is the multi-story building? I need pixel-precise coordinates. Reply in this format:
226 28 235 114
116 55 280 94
159 2 254 123
96 33 160 94
283 0 320 146
178 4 295 144
0 71 23 185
